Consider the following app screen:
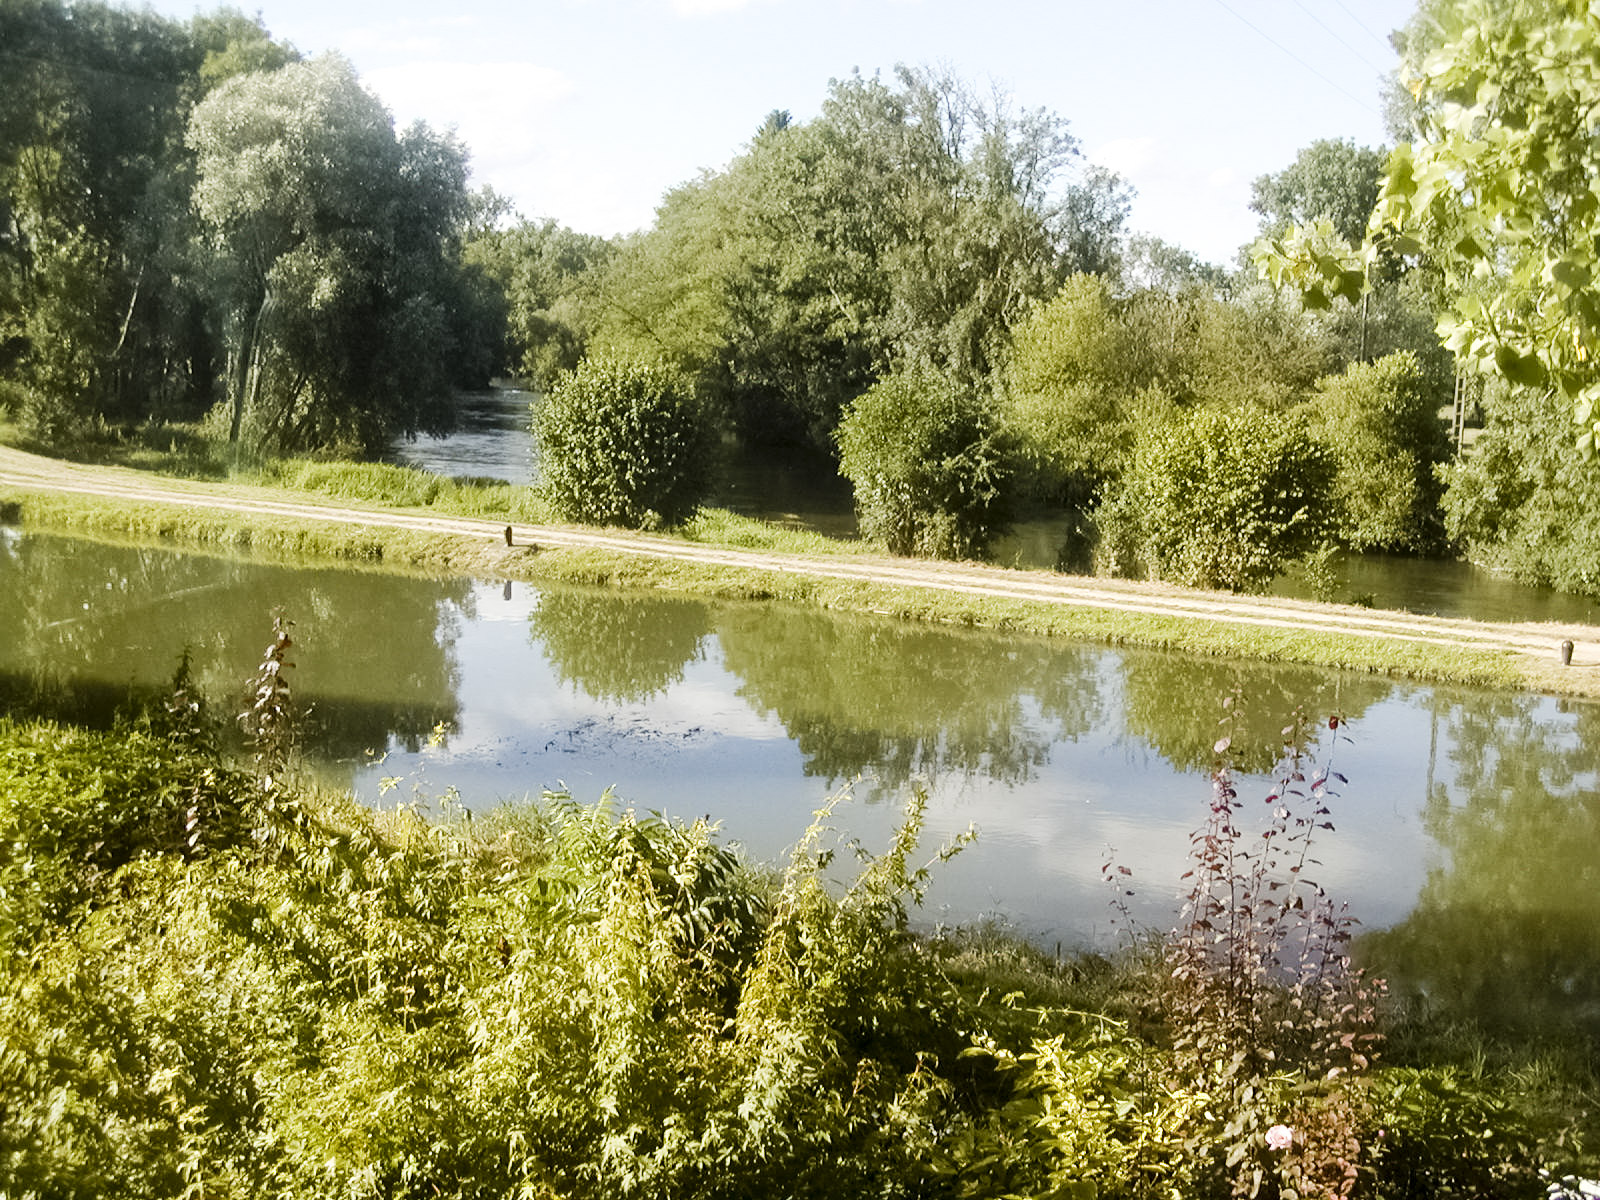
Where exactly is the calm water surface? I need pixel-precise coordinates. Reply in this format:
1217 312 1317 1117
389 389 860 537
5 527 1598 1037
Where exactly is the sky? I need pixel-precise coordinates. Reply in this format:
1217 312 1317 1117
151 0 1418 265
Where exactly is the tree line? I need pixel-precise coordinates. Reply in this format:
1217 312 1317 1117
504 100 1456 589
5 0 1598 598
509 0 1600 598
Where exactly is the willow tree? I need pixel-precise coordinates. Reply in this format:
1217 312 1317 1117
188 54 469 454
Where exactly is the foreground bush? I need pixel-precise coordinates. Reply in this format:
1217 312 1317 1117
0 688 1591 1197
534 355 715 529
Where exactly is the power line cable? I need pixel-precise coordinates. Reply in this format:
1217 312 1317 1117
1288 0 1391 75
1208 0 1381 117
1329 0 1397 54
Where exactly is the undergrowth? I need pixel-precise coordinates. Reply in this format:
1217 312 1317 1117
0 626 1592 1197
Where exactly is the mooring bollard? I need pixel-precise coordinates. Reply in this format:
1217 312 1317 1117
1561 639 1574 666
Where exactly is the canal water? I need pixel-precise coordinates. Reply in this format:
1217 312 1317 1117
5 527 1598 1037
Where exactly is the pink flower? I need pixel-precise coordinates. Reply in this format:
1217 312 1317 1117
1266 1124 1294 1152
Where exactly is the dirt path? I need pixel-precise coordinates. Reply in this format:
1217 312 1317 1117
3 444 1597 671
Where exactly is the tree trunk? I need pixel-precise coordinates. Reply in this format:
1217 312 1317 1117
230 288 272 444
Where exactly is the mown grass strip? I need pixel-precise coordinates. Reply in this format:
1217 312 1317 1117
527 545 1532 690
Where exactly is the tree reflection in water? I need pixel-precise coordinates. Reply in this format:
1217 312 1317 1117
12 528 1600 1038
1363 691 1600 1040
1118 650 1391 773
0 532 465 767
714 604 1107 796
530 588 710 703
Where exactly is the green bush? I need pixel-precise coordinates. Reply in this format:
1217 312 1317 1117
1440 382 1600 598
1096 404 1335 592
1307 351 1451 553
835 367 1012 559
534 355 715 529
0 702 975 1198
1 700 1592 1197
0 714 249 955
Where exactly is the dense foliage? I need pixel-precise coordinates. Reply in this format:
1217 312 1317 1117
1260 0 1600 457
465 218 615 392
1374 0 1600 454
0 653 1588 1198
1307 352 1451 554
1097 405 1336 593
1440 382 1600 596
835 367 1012 559
534 356 715 529
0 1 212 440
1248 0 1600 592
0 1 485 455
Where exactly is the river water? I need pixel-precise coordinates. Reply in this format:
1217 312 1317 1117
5 526 1598 1037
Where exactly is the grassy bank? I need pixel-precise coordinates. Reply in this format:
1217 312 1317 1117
0 445 1582 696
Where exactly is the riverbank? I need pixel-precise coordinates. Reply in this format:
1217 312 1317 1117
3 444 1597 697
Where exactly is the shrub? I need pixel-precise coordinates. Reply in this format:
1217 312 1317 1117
1096 404 1335 592
1440 382 1600 598
835 366 1012 559
534 355 715 529
1307 351 1451 554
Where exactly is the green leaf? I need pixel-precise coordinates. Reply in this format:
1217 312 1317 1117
1493 344 1546 386
1549 258 1592 293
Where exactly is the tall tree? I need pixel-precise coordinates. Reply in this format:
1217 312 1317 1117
470 218 615 390
0 0 206 439
1250 139 1386 247
583 65 1127 450
188 54 469 453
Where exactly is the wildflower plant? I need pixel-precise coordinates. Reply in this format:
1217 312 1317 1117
1164 699 1384 1198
